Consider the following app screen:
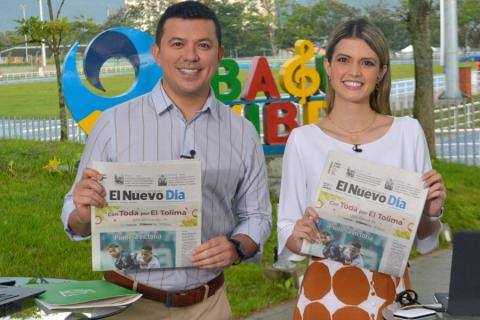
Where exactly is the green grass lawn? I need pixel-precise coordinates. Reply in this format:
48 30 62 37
0 139 296 318
0 62 476 118
0 139 478 318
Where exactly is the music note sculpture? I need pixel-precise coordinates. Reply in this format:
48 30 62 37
279 40 321 105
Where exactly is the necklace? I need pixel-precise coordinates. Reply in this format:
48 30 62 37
327 112 377 135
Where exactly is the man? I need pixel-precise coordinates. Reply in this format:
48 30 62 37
344 241 364 267
61 2 271 319
319 231 345 263
136 244 161 269
107 243 139 271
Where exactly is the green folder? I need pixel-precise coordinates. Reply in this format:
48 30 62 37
25 280 141 309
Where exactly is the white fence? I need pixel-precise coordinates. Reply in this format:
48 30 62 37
0 64 134 82
435 101 480 165
0 118 86 143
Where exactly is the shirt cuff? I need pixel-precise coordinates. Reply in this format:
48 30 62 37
231 217 271 254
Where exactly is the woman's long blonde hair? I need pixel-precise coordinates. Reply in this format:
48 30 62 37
325 19 392 115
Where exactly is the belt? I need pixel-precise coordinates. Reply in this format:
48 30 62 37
104 271 224 307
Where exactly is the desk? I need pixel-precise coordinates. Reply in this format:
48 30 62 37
0 277 127 319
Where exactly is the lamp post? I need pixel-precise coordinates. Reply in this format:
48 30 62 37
20 4 29 63
443 0 462 99
38 0 47 74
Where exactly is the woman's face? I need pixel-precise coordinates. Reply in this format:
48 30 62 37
325 38 386 106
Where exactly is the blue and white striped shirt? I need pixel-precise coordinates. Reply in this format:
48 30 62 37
61 81 272 290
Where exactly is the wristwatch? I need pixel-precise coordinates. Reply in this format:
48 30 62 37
228 238 247 265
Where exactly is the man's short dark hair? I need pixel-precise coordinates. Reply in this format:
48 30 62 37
320 231 331 237
142 244 153 252
155 1 222 46
351 241 362 249
107 243 119 249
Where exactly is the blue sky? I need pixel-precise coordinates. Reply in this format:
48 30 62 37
0 0 124 32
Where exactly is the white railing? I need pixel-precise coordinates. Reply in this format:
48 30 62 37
0 118 87 143
434 101 480 165
0 65 134 82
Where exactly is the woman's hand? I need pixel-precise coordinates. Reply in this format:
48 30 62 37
287 207 320 254
423 169 446 217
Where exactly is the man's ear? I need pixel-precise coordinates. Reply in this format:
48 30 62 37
151 43 161 66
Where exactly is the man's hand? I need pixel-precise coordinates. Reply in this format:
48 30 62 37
69 168 106 236
191 236 239 269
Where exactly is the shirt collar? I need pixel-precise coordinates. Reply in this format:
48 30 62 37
151 80 219 120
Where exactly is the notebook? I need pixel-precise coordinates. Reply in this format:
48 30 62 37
0 285 45 307
434 231 480 316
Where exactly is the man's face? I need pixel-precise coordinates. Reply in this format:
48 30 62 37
349 245 360 258
108 246 120 258
141 249 153 262
152 18 224 102
319 233 330 244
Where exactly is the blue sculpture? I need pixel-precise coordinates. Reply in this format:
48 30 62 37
62 28 162 133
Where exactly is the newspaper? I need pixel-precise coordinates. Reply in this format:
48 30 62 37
301 151 428 277
91 160 201 271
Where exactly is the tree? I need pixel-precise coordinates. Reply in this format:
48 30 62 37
103 7 135 30
123 0 177 35
0 31 23 51
17 0 70 141
67 15 103 45
276 0 358 49
242 13 272 56
258 0 279 56
364 2 409 51
204 0 245 57
406 0 436 157
458 0 480 49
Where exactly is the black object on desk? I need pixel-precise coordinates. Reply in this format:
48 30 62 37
0 285 45 307
434 231 480 316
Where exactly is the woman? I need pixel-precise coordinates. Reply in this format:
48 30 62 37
277 19 446 320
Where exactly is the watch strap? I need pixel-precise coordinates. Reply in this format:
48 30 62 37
228 238 245 265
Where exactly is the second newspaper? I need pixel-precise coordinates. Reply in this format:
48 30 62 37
301 151 428 277
91 160 201 272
